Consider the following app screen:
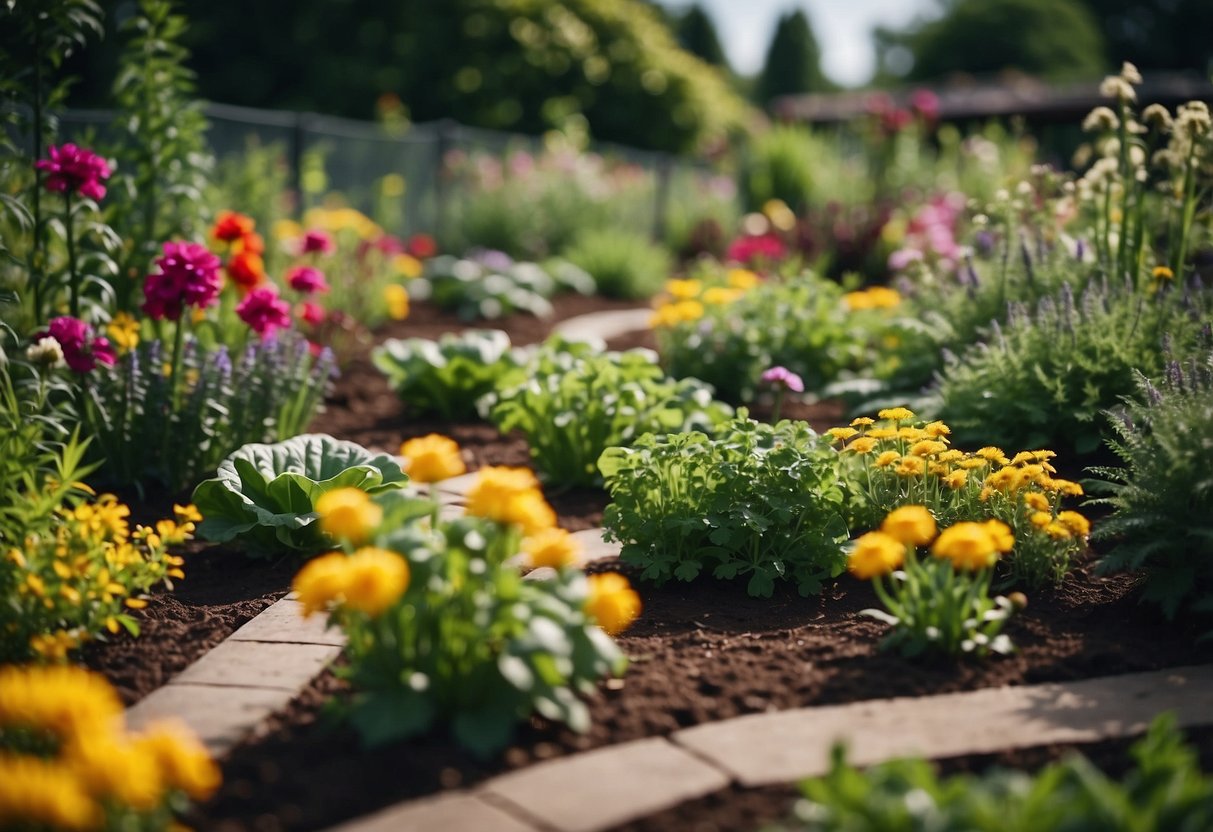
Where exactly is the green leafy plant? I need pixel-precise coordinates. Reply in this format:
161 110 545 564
372 329 520 420
600 414 848 597
487 337 733 486
1091 349 1213 625
419 253 595 321
790 715 1213 831
192 433 409 555
561 227 672 300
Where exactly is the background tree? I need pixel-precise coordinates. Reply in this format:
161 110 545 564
755 9 829 108
675 4 727 70
1078 0 1213 77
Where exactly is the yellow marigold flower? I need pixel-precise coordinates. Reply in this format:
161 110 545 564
664 278 702 300
523 528 581 570
877 407 915 422
842 290 872 311
340 547 410 617
936 449 964 463
0 665 121 740
1023 492 1051 512
866 428 898 440
1153 265 1174 280
826 427 859 443
985 468 1017 492
976 447 1009 464
909 440 948 458
726 269 760 290
316 488 382 545
393 253 423 279
983 520 1015 553
272 218 303 241
1045 522 1073 540
880 506 937 547
702 286 743 305
585 573 641 635
1057 511 1091 537
849 417 875 427
134 720 221 801
0 756 100 831
932 522 1000 571
943 469 968 489
846 437 878 455
895 456 925 477
898 426 927 441
400 434 466 484
106 312 140 354
866 286 902 308
873 450 901 468
465 467 556 535
958 457 989 470
68 729 164 810
1052 478 1084 497
924 421 951 438
1009 451 1037 466
383 284 410 321
292 552 350 618
848 531 905 580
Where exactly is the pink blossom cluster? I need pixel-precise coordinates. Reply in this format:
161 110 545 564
142 242 223 321
33 316 116 374
725 233 787 267
35 144 112 201
286 265 329 295
760 366 805 393
237 286 292 339
888 193 966 275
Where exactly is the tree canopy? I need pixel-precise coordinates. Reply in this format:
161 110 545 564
755 10 829 107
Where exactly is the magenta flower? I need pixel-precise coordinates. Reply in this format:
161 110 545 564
286 265 330 295
142 241 223 321
33 316 116 374
726 233 786 267
298 301 326 325
761 366 804 393
35 144 112 201
237 285 292 339
300 229 334 255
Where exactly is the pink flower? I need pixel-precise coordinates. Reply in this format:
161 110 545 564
237 285 292 339
909 88 940 123
142 241 223 321
301 229 334 255
760 366 804 393
33 316 116 374
888 248 925 272
286 265 329 295
35 144 112 201
725 233 786 266
298 301 326 325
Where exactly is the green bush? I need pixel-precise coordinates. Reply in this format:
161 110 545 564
740 126 830 213
600 415 848 597
561 228 671 300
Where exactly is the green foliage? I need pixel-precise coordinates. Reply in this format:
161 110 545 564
327 494 625 758
84 331 337 493
740 126 833 213
600 415 848 597
487 337 733 486
755 9 829 106
192 433 409 555
206 139 291 270
674 4 728 70
372 329 521 421
933 278 1212 456
1091 350 1213 624
561 227 671 300
419 254 595 321
105 0 212 307
791 715 1213 832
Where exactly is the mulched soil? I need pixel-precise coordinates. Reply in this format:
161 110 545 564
87 291 1213 830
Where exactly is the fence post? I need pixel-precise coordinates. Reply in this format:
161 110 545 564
432 118 458 242
653 155 673 245
289 110 307 219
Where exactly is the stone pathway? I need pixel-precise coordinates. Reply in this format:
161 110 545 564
552 307 652 344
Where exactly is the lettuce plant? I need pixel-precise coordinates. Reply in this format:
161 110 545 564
600 415 848 597
192 433 408 556
419 253 595 320
372 329 520 420
487 337 733 486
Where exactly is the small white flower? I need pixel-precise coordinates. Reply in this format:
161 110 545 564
26 336 66 368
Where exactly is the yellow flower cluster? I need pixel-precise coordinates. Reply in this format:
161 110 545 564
464 466 556 536
649 271 758 329
316 488 383 545
383 284 410 321
293 546 410 618
0 666 219 829
400 434 467 484
302 206 382 240
843 286 902 311
523 527 582 570
584 572 641 635
849 505 1014 579
5 498 192 660
105 312 141 354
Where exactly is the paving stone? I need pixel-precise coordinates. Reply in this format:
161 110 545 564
329 792 539 832
569 528 622 563
125 684 290 755
481 737 729 832
552 308 652 343
674 664 1213 786
170 639 341 691
228 598 346 646
434 473 479 497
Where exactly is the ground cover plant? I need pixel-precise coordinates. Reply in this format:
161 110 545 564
416 251 595 321
372 329 521 420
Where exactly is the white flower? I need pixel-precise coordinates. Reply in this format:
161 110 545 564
1082 106 1119 133
1120 61 1142 85
1099 76 1137 102
26 336 66 368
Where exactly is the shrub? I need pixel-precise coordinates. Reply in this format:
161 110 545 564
600 415 848 597
419 253 595 321
562 228 671 300
791 715 1213 832
486 337 733 486
192 434 409 556
1091 348 1213 624
740 126 832 213
295 462 636 758
372 329 521 421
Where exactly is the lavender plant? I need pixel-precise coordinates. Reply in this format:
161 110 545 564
84 330 336 493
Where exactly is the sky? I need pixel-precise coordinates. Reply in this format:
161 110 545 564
656 0 940 87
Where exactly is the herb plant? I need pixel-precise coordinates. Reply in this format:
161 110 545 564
600 415 849 597
487 337 733 486
372 329 520 420
192 433 409 556
562 227 671 300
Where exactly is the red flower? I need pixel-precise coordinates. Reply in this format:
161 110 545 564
142 241 223 321
301 229 334 255
298 301 326 325
35 144 112 202
406 233 437 259
212 210 256 243
725 233 786 266
33 316 116 373
909 89 940 123
237 286 292 339
287 265 329 295
234 231 265 256
227 251 266 292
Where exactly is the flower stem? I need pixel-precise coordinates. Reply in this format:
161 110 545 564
65 192 79 317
